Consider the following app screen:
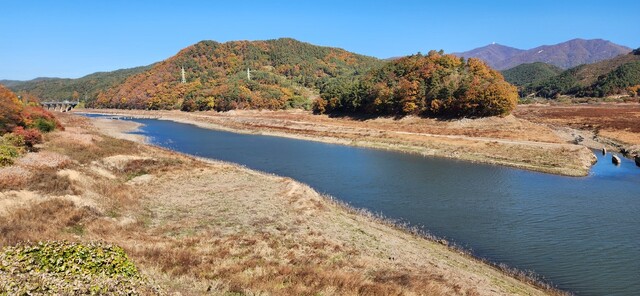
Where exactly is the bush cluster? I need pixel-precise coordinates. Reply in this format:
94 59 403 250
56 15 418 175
0 84 60 166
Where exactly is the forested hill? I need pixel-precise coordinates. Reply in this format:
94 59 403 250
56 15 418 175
313 51 518 118
92 38 383 111
523 49 640 98
5 66 153 102
501 62 563 86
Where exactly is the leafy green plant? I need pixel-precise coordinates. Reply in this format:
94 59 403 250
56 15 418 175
0 241 159 295
0 241 140 277
0 144 20 166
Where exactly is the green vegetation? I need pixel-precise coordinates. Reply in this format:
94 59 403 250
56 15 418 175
524 67 581 98
522 52 640 98
501 62 563 86
6 65 153 102
0 241 139 277
0 241 157 295
0 140 21 166
92 38 383 111
586 61 640 97
313 51 518 118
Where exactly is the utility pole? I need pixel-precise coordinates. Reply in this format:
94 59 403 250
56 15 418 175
181 66 186 84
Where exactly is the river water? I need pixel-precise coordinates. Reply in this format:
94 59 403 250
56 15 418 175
104 116 638 295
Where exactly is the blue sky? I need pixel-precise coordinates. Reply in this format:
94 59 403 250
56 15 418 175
1 0 638 80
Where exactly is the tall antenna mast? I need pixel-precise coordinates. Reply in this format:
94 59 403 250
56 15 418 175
181 66 186 84
247 68 251 81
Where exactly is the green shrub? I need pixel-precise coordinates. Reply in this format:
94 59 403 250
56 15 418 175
1 133 25 147
33 117 57 132
0 144 20 166
287 95 311 110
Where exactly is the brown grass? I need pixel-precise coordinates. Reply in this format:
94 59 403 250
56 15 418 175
515 104 640 145
0 166 32 189
45 132 140 164
27 169 79 195
0 198 98 246
0 113 564 295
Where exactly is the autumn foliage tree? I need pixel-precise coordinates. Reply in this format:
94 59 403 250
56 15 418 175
1 84 25 134
1 84 61 165
1 84 60 143
314 51 518 118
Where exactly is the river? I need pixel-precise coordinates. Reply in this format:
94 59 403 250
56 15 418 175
99 115 640 295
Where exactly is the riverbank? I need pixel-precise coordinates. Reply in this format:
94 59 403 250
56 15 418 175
515 103 640 157
77 108 596 177
0 113 562 295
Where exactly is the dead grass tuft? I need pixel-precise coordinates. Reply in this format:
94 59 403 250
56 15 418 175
0 198 99 246
47 134 140 164
119 158 183 180
16 151 71 169
0 166 32 190
26 168 79 196
92 179 140 216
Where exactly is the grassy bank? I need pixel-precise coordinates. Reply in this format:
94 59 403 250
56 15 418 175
77 108 596 177
0 113 565 295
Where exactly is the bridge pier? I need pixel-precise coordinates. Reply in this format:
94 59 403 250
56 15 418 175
41 100 79 112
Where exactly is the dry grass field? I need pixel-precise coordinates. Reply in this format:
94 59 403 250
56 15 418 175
0 113 563 295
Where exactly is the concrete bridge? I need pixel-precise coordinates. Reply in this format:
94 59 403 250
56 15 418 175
41 100 79 112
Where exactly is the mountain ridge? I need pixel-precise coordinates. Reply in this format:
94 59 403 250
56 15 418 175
455 39 631 70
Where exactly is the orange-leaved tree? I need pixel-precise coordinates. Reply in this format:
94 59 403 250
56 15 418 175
0 84 25 134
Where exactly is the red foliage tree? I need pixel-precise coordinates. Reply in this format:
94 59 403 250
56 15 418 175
0 84 25 134
12 126 43 148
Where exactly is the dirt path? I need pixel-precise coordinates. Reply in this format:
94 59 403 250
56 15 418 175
77 109 596 176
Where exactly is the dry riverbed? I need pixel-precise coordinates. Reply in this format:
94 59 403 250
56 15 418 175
78 108 596 176
0 113 563 295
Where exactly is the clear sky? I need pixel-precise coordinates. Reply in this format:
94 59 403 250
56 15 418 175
1 0 638 80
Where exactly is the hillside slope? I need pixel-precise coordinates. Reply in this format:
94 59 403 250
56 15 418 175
502 62 563 86
455 39 631 70
521 50 640 98
92 38 383 111
5 66 152 102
